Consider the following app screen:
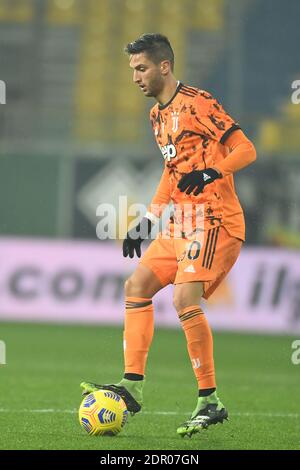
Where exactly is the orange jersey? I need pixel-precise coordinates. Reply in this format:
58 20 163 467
148 83 256 241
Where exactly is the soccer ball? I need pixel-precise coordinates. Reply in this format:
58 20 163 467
79 390 128 436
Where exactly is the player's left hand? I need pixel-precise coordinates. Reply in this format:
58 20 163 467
177 168 221 196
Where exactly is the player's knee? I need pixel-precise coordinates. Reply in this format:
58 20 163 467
173 282 204 312
124 277 134 296
124 276 146 298
173 293 189 313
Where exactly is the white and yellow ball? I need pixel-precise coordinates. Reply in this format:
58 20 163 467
79 390 128 436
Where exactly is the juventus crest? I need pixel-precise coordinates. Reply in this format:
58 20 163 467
171 111 179 133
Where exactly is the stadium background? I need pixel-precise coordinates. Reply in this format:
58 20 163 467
0 0 299 451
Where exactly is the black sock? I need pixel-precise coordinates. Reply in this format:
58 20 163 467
198 387 216 397
124 373 144 381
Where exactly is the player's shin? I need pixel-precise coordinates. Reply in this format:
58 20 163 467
179 305 216 391
176 305 229 434
123 296 154 377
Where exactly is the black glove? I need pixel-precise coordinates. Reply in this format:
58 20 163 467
123 217 153 258
177 168 221 196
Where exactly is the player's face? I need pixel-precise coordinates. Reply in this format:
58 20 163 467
129 53 165 98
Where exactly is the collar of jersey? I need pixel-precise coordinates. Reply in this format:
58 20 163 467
158 81 183 110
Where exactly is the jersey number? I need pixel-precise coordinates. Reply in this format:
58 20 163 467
187 241 201 260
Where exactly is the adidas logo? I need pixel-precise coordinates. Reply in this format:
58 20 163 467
184 264 196 273
203 172 211 182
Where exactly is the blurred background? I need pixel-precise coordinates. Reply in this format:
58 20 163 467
0 0 300 333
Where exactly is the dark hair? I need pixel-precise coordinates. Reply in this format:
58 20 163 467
124 33 174 71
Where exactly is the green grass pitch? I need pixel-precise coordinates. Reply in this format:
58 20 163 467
0 322 299 450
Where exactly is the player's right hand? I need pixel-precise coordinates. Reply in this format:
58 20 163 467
123 217 153 258
123 236 143 258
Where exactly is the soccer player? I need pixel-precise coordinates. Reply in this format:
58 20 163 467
81 33 256 437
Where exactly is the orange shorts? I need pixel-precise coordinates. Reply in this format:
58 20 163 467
140 225 242 299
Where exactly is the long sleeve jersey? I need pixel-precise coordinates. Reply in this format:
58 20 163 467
146 83 256 241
